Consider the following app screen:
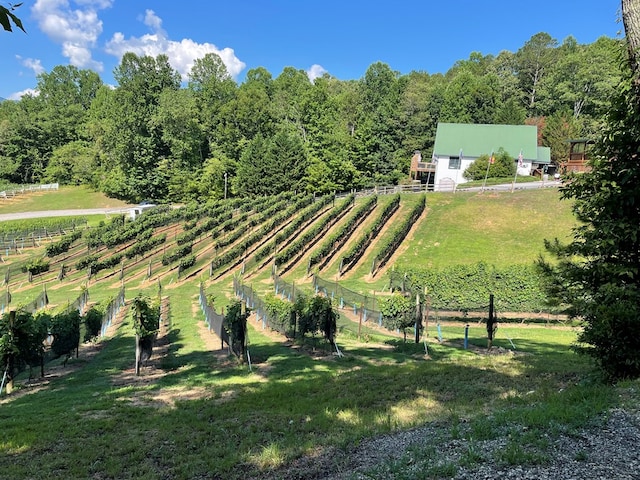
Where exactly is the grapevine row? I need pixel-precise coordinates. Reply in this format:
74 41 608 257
307 195 378 273
274 194 355 272
339 194 400 275
372 195 426 275
208 196 312 273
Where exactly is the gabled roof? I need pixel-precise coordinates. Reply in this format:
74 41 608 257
433 123 539 161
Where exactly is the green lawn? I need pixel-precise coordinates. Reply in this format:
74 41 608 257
0 299 620 479
394 189 575 270
0 185 131 214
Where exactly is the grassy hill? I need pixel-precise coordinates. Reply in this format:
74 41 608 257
0 186 576 307
0 185 131 214
2 185 619 480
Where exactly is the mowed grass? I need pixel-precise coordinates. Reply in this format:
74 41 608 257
396 188 576 268
0 185 132 214
0 302 616 479
1 185 636 479
394 189 576 270
320 189 574 294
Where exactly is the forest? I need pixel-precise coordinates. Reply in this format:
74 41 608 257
0 32 624 203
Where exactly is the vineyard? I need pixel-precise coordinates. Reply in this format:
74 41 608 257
0 186 593 480
5 193 421 287
0 188 574 360
0 191 432 381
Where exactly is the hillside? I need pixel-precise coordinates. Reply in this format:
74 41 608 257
0 185 613 480
0 187 575 308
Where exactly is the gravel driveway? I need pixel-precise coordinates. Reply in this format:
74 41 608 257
0 207 133 222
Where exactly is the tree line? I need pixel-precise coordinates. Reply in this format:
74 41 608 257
0 32 624 203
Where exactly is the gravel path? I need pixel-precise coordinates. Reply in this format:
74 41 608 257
259 400 640 479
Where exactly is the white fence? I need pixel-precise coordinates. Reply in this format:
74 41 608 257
0 183 59 199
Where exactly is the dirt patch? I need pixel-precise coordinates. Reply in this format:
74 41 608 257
0 338 107 403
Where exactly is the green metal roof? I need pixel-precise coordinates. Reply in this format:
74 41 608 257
537 146 551 164
433 123 540 161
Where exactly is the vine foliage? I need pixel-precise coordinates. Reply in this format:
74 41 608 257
131 295 160 375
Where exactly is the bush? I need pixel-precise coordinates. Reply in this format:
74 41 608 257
390 262 548 313
46 230 82 257
178 254 196 272
50 310 81 360
379 292 417 342
162 244 192 266
463 148 515 180
76 254 100 271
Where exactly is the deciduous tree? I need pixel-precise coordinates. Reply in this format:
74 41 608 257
539 0 640 381
0 3 24 32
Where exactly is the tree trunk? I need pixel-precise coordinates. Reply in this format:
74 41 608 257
623 0 640 76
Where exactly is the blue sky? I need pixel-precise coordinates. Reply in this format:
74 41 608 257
0 0 623 100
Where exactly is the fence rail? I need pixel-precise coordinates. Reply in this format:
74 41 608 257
313 274 383 326
0 183 59 199
233 277 290 336
0 218 88 251
273 274 304 303
336 183 429 199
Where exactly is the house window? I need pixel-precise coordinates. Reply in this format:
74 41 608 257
448 156 461 169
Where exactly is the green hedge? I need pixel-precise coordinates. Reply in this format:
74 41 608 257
390 262 549 313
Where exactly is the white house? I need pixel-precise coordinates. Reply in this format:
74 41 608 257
427 123 551 191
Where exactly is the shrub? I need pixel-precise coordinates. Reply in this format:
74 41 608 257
463 148 516 181
83 306 104 341
50 310 81 360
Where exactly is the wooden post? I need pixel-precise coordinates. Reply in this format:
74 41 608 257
487 293 495 349
5 310 15 393
424 289 430 339
221 306 225 350
415 293 421 344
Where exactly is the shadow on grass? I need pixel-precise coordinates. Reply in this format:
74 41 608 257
0 317 613 480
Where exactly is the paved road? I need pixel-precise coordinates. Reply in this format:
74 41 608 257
0 207 135 222
456 180 562 192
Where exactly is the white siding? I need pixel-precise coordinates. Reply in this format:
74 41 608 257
433 155 474 191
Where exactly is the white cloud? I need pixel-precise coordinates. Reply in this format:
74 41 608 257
105 9 246 80
16 56 46 75
306 64 327 82
8 88 40 100
143 9 164 33
31 0 113 71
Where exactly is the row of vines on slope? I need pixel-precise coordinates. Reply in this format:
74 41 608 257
339 193 400 275
307 195 378 274
274 194 355 274
371 194 426 276
209 194 322 275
